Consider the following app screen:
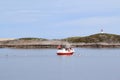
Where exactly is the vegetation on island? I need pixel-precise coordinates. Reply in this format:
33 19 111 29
1 33 120 48
62 33 120 43
0 37 48 45
17 37 48 41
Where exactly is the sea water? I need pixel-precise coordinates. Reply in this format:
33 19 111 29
0 48 120 80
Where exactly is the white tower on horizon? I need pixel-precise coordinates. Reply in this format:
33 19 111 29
100 29 104 33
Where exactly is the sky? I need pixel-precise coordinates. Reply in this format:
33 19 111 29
0 0 120 39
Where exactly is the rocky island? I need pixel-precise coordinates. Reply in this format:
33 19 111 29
0 33 120 49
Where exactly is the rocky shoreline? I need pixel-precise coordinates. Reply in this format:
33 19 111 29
0 40 120 49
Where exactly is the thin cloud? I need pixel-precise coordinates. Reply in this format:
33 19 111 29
54 16 120 27
0 0 120 38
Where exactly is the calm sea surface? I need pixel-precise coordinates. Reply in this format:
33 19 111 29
0 48 120 80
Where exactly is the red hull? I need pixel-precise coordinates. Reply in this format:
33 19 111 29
57 52 73 56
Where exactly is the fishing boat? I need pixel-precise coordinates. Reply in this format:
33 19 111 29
57 45 74 56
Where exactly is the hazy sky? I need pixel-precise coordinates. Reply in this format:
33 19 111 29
0 0 120 39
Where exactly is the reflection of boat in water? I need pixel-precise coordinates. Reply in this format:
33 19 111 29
57 45 75 56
